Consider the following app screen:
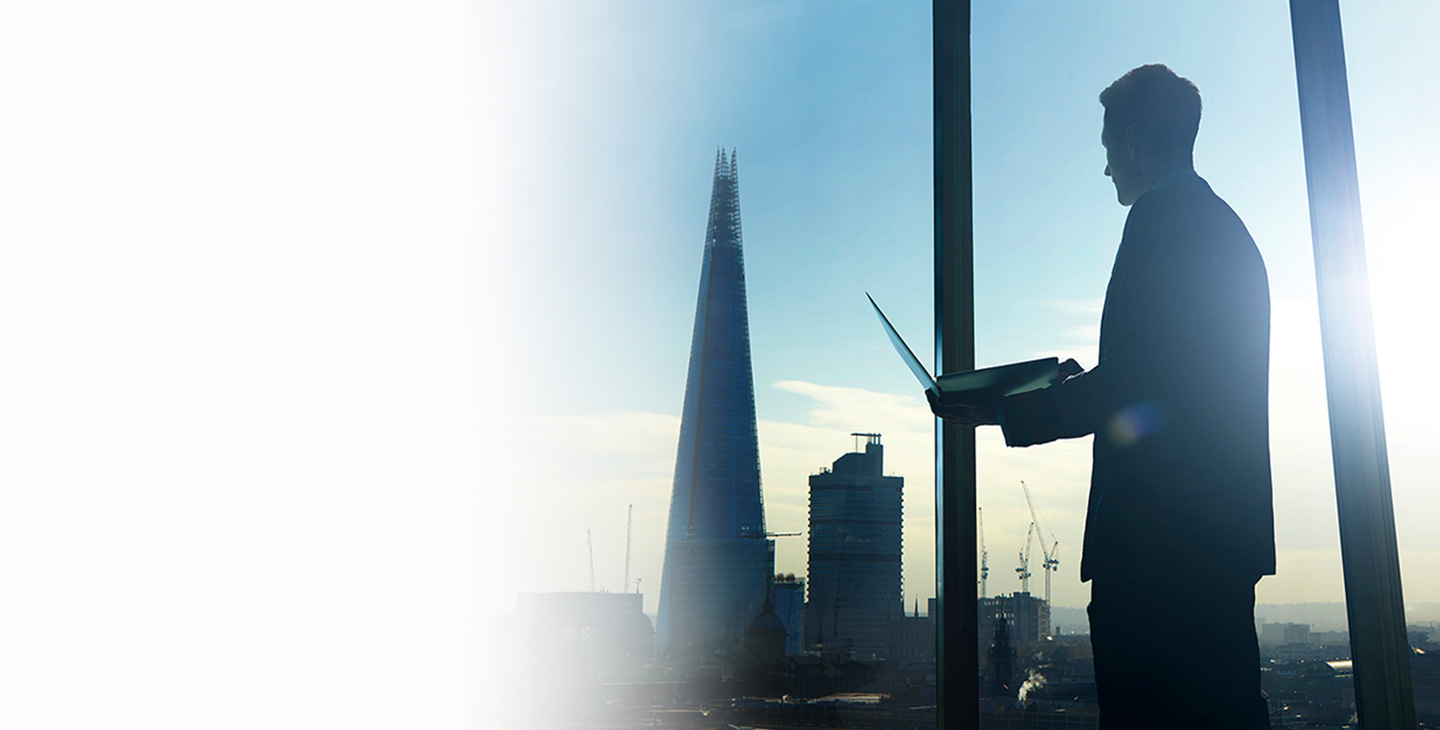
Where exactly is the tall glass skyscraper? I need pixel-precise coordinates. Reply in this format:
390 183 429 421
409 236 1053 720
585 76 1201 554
804 434 904 660
656 150 772 663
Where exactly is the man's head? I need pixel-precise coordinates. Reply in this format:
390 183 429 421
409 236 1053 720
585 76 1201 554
1100 64 1201 206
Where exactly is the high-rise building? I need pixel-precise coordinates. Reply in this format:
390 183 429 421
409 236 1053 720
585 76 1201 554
1260 622 1312 647
804 433 904 660
979 592 1051 651
657 150 773 662
773 574 805 657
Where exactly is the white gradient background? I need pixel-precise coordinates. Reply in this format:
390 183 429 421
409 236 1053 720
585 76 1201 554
2 2 474 728
0 1 1433 728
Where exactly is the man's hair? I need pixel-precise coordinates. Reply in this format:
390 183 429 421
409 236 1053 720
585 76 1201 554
1100 64 1201 163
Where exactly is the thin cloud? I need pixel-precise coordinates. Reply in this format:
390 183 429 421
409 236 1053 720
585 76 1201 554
1048 298 1104 316
772 380 932 432
1035 298 1103 365
497 346 1411 617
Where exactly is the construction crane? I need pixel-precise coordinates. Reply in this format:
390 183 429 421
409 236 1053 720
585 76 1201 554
1021 480 1061 605
1016 520 1034 594
587 529 596 592
742 531 801 539
624 505 633 593
978 507 989 598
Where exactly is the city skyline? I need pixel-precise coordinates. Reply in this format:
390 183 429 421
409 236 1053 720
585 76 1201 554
485 2 1440 621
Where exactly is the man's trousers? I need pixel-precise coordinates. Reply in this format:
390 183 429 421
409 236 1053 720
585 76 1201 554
1088 572 1270 730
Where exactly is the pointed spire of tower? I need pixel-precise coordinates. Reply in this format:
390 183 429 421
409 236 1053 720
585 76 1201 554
657 149 769 663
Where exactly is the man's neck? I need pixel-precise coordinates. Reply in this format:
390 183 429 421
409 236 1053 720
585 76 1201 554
1143 157 1196 188
1138 159 1198 195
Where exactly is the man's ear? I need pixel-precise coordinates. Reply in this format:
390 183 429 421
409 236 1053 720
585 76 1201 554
1124 126 1139 161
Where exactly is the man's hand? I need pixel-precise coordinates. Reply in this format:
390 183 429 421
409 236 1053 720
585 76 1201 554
926 359 1083 427
926 388 1001 427
1056 358 1084 384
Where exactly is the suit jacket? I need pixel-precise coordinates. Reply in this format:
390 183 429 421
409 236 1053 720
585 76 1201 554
999 173 1275 583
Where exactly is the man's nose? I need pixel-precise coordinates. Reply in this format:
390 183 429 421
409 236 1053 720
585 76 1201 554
1104 165 1111 178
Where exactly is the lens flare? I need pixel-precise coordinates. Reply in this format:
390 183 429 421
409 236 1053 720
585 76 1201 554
1107 402 1165 446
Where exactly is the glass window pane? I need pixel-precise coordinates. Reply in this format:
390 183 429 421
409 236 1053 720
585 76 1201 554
970 3 1354 726
486 2 1434 727
486 3 936 727
1343 2 1440 725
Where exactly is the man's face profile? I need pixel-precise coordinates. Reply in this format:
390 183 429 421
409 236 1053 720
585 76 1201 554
1101 121 1146 207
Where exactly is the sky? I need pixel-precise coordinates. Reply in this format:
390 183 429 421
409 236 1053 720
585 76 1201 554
483 0 1440 626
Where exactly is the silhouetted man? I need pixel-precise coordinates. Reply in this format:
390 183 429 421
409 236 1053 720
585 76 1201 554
931 65 1274 729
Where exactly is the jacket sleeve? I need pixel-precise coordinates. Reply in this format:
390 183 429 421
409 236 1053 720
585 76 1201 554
998 360 1109 447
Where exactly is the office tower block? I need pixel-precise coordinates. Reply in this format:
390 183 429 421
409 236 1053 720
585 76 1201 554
805 433 904 660
657 150 773 662
979 592 1051 651
773 574 805 657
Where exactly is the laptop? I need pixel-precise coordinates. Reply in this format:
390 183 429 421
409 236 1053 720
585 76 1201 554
866 292 1058 397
